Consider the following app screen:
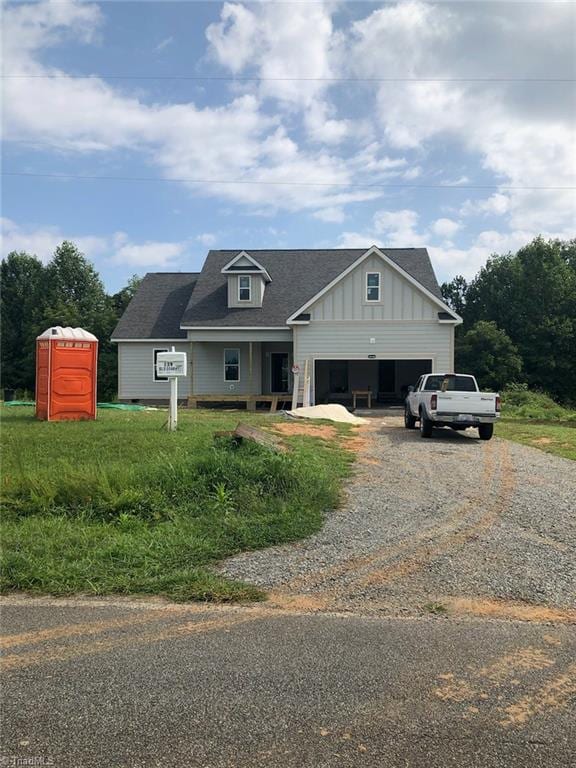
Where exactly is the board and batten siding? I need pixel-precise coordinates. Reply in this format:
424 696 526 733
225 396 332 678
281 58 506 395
292 253 453 403
192 341 263 395
118 342 192 400
310 254 438 322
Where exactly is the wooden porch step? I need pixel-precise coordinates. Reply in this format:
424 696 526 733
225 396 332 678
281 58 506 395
188 394 287 412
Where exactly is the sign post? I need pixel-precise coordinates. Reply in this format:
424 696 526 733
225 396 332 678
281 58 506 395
156 348 187 432
291 364 300 410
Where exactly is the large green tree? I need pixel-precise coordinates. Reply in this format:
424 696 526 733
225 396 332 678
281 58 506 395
456 321 523 391
463 238 576 402
1 241 140 401
439 238 576 402
441 274 468 317
0 252 46 393
41 242 122 400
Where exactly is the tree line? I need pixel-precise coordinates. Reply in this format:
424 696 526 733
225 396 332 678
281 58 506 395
1 242 140 402
2 236 575 404
441 237 576 404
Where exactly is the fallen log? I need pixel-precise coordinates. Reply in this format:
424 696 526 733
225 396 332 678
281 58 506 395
214 423 288 453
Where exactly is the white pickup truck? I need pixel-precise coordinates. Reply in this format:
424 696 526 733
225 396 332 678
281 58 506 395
405 373 500 440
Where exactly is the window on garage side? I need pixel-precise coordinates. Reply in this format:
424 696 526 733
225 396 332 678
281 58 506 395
153 348 169 382
224 348 240 382
366 272 381 302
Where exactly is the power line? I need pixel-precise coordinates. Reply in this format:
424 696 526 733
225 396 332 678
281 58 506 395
3 74 573 83
3 171 574 192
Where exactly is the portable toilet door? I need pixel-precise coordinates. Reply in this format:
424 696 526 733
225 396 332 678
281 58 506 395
35 327 98 421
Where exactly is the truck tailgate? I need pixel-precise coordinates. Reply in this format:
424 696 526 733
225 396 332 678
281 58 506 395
436 392 496 415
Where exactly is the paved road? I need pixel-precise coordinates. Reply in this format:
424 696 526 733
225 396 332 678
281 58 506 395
2 597 575 767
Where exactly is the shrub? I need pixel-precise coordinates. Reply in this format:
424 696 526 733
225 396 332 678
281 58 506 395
501 384 576 421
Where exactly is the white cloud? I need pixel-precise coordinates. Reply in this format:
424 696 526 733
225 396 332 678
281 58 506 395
460 193 511 218
1 218 190 270
1 217 107 264
347 1 576 241
313 206 346 224
338 209 427 250
2 1 381 216
4 0 575 277
196 233 217 247
110 235 188 267
431 218 461 239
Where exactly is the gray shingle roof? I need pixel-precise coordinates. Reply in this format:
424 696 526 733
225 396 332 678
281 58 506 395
180 248 442 328
112 273 199 340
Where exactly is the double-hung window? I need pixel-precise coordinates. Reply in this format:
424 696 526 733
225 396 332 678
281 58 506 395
238 275 252 302
366 272 381 302
224 348 240 382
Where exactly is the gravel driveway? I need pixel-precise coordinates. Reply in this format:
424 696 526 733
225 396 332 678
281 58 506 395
220 417 576 619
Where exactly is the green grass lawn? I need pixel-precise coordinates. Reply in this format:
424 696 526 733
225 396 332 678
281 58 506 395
0 407 354 601
496 420 576 461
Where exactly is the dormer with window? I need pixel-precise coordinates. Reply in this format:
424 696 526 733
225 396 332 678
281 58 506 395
221 251 271 309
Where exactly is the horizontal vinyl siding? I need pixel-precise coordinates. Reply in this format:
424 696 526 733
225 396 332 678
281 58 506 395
186 329 291 342
192 342 262 395
118 342 191 399
294 322 453 403
311 254 438 321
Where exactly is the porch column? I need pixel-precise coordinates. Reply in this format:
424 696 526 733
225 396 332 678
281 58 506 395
188 341 196 407
248 342 256 410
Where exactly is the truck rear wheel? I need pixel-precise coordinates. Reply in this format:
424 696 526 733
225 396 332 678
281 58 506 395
478 423 494 440
404 406 417 429
420 412 433 438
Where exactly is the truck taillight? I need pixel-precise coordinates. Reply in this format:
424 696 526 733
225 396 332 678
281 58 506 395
496 395 501 412
431 394 437 410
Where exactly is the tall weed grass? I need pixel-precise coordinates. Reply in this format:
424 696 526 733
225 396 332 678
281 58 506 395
0 409 353 600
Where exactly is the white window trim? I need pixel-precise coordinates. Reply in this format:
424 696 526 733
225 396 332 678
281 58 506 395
224 347 241 382
153 347 169 382
238 275 252 302
366 271 381 302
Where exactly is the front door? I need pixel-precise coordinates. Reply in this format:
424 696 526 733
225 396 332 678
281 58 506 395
271 352 290 393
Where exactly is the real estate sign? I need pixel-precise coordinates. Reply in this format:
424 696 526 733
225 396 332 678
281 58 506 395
155 351 187 378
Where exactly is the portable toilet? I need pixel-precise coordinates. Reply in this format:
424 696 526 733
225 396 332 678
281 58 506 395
35 327 98 421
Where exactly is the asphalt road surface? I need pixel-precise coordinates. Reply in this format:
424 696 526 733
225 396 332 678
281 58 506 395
2 597 575 768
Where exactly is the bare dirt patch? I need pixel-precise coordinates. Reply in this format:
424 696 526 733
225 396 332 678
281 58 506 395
444 598 576 624
271 422 370 454
272 423 338 440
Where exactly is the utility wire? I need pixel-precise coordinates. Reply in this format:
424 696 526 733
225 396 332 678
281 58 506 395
3 74 573 83
3 171 574 191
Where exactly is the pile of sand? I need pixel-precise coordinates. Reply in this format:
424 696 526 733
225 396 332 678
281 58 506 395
285 404 367 424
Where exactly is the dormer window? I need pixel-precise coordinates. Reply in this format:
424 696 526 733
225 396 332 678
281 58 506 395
366 272 380 302
222 251 271 309
238 275 251 302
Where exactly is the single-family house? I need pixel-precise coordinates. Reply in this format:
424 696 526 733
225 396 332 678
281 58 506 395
111 246 461 408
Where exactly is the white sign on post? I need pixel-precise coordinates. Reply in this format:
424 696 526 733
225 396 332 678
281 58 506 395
156 351 187 378
156 349 187 431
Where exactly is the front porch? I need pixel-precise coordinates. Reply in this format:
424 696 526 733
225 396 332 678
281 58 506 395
188 339 293 410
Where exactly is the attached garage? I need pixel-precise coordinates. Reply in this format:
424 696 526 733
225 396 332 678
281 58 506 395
314 358 433 405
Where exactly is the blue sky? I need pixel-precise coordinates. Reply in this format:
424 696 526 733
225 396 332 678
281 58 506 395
2 0 575 292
